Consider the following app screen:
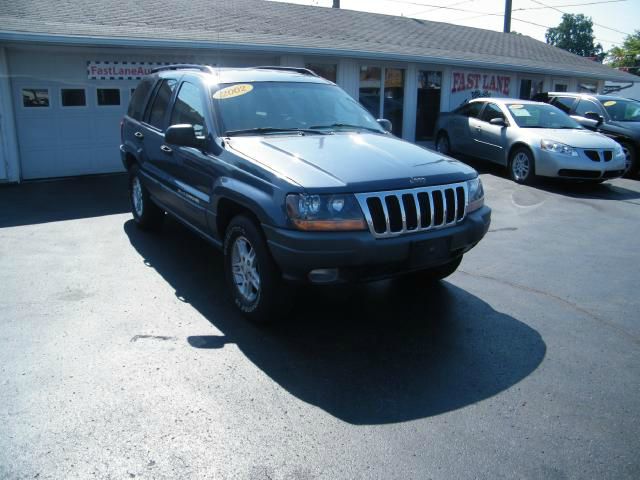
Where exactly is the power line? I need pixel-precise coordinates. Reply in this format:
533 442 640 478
514 0 627 11
528 0 632 37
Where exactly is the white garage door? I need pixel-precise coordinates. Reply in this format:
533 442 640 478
13 82 137 179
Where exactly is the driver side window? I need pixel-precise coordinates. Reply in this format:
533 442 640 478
481 103 505 123
170 81 207 136
574 99 602 117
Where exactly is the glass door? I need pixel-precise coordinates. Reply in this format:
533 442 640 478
359 65 405 137
415 70 442 141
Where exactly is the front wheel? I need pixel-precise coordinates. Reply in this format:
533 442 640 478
509 147 536 185
223 215 288 324
620 142 638 178
435 132 451 155
129 165 164 230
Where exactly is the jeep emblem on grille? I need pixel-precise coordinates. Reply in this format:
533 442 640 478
409 176 427 184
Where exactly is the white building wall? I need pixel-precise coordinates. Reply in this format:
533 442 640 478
0 46 19 181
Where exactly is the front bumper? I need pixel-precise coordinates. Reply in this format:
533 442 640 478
535 148 626 180
263 206 491 283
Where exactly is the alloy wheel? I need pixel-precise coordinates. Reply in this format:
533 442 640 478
231 236 261 303
512 152 530 182
132 176 144 217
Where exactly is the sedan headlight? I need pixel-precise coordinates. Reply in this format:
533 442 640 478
286 193 366 231
466 177 484 213
540 139 578 156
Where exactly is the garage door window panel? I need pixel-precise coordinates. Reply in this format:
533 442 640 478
146 79 178 130
61 88 86 107
97 88 121 106
170 82 207 137
22 88 50 108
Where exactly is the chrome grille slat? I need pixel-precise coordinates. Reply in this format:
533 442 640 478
355 182 469 239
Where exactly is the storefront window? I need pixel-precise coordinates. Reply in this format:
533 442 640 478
359 65 382 118
519 79 543 100
306 63 337 83
384 68 404 137
22 88 49 107
415 70 441 141
554 84 568 92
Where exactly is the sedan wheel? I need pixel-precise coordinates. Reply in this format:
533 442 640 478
509 148 536 185
436 134 450 155
621 143 637 177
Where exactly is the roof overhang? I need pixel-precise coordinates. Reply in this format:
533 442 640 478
0 30 636 83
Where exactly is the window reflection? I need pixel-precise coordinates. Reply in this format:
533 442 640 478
359 66 381 118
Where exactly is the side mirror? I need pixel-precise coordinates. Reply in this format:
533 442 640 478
165 124 202 149
584 111 604 126
377 118 392 133
489 117 506 127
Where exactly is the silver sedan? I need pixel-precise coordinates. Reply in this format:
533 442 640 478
434 98 627 184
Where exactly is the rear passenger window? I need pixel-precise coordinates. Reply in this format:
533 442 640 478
551 96 575 114
128 79 154 120
481 103 504 123
147 79 177 129
170 82 207 136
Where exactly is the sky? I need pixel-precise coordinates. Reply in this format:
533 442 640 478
270 0 639 51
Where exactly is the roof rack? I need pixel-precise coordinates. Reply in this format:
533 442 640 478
150 64 215 74
254 66 319 77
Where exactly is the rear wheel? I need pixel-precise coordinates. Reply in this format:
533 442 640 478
223 215 288 324
435 132 452 155
129 165 164 230
509 147 536 185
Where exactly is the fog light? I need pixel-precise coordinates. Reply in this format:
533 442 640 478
308 268 339 284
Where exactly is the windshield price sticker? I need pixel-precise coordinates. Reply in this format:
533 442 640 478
510 107 531 117
603 100 616 107
213 84 254 100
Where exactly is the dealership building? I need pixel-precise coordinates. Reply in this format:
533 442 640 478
0 0 636 182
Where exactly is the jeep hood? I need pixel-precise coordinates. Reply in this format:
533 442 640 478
226 132 476 192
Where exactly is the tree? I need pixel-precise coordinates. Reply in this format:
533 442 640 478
607 31 640 69
545 13 603 59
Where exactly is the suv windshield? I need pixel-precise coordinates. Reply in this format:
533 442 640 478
212 81 384 136
507 103 582 129
599 98 640 122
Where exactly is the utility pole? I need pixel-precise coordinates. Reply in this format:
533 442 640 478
503 0 512 33
333 0 340 8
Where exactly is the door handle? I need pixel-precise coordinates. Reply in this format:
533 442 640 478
134 131 144 139
160 145 173 154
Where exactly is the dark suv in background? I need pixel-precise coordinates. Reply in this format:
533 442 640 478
121 65 490 322
535 92 640 177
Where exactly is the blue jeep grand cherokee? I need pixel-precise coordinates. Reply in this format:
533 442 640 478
120 65 491 322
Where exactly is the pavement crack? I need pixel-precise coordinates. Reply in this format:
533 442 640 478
130 335 177 343
458 269 640 345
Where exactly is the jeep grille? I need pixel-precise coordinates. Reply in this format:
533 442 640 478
355 182 468 238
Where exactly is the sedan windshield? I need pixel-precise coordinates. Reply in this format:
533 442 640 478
212 82 384 136
507 103 582 129
600 98 640 122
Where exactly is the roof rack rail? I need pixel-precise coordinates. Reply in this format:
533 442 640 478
254 66 319 77
150 64 215 74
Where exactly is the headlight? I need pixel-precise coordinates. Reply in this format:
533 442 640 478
466 177 484 213
540 139 578 156
286 193 366 231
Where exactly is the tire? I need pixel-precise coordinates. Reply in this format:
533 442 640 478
509 147 536 185
405 255 463 283
223 215 287 324
129 165 164 230
435 132 452 155
620 142 638 178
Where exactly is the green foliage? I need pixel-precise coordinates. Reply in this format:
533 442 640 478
607 31 640 68
545 13 603 58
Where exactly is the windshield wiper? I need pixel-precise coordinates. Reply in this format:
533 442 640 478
309 123 382 133
224 127 329 136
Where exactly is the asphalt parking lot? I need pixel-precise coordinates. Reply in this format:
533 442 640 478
1 167 639 479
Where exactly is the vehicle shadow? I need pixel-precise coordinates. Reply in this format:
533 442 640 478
124 218 546 425
0 174 129 228
453 154 640 201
